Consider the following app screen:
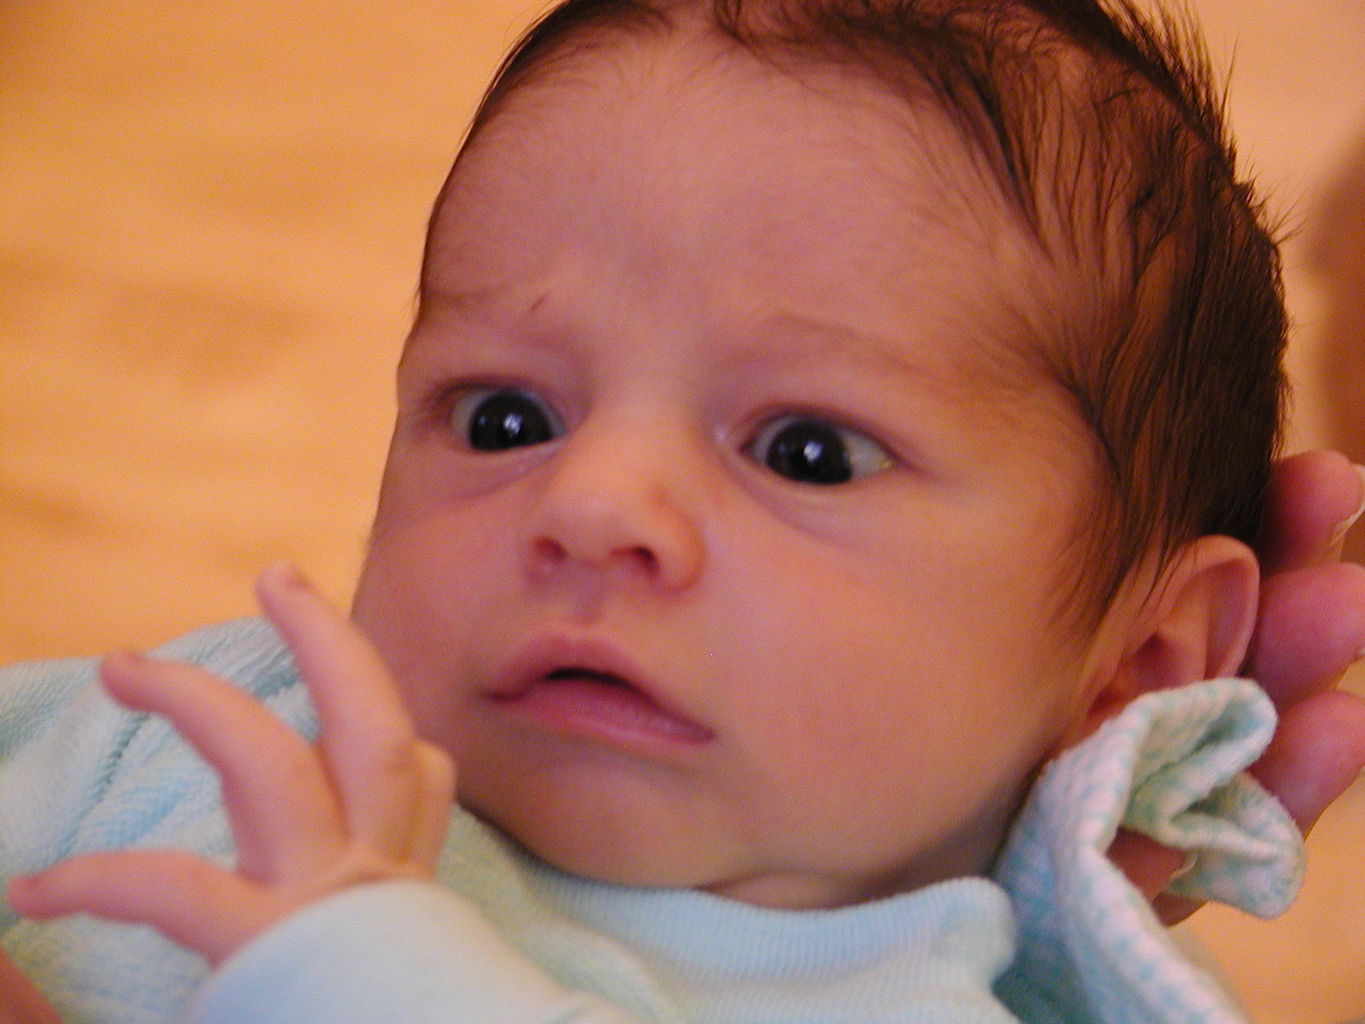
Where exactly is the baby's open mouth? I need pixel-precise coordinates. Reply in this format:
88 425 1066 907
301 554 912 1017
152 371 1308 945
545 667 629 686
490 653 714 748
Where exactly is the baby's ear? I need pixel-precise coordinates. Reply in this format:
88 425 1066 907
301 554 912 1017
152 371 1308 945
1077 535 1260 734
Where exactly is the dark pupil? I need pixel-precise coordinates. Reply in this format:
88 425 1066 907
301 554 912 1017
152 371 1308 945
765 421 851 484
467 391 553 450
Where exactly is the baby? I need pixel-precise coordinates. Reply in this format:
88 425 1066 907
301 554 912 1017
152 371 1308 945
2 0 1364 1022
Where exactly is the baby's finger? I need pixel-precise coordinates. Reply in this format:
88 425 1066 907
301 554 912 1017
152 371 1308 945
99 651 344 880
8 851 280 967
255 564 434 854
408 741 458 865
0 946 64 1024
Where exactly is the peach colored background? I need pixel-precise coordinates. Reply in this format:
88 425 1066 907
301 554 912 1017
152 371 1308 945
1 3 1362 1021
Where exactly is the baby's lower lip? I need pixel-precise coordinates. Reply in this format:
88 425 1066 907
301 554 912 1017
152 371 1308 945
490 672 714 749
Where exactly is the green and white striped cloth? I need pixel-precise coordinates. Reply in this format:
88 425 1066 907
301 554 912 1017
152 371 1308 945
995 678 1305 1023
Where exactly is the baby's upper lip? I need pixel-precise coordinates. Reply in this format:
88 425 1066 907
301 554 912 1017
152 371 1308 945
485 632 714 740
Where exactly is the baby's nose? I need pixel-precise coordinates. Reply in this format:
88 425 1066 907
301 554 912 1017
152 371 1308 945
517 427 706 592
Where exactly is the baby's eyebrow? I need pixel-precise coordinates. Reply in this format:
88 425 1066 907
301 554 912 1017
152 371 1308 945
742 310 953 381
738 307 1041 408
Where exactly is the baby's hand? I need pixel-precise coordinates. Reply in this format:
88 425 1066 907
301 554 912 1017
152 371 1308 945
6 565 456 967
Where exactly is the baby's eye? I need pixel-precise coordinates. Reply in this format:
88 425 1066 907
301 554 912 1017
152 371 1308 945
450 387 563 451
744 415 893 485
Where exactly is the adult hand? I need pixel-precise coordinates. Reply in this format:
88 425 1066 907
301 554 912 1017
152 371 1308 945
7 564 456 966
1113 450 1365 920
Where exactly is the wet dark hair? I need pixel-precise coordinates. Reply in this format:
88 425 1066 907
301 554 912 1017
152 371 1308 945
435 0 1287 614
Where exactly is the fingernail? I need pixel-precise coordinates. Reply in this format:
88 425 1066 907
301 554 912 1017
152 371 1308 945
1168 852 1199 883
1328 465 1365 550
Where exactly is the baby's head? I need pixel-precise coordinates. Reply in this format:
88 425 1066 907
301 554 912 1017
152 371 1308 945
352 0 1285 908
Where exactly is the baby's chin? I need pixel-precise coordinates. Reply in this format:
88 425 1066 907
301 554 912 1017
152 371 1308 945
471 800 717 890
466 803 934 911
454 768 1008 910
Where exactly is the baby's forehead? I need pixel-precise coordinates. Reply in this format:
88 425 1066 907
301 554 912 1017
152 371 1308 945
440 21 1046 265
423 13 1092 389
472 16 1015 182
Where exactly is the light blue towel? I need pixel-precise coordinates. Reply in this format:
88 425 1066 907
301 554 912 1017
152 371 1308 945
996 678 1305 1024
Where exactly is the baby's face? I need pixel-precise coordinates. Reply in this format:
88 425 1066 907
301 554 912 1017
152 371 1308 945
353 29 1116 908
